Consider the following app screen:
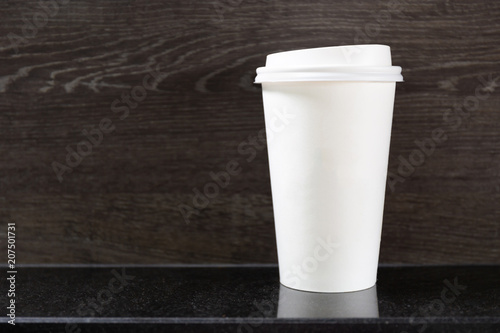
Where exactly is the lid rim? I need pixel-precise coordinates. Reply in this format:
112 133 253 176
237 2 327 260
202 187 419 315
256 65 402 74
255 69 403 83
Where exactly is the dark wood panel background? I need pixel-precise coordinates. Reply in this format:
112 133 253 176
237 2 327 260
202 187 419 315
0 0 499 264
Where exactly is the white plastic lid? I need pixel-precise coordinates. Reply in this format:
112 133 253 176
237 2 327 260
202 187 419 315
255 45 403 83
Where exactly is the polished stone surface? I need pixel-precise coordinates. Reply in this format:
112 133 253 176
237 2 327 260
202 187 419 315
2 265 499 332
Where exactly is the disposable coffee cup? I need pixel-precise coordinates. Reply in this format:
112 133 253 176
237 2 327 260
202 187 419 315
255 45 403 293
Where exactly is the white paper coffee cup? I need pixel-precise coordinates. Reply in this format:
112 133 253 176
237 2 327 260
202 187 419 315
255 45 403 293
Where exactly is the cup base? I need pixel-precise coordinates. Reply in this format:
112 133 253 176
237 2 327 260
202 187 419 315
279 280 377 294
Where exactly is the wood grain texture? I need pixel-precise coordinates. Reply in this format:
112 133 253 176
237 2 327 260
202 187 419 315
0 0 499 264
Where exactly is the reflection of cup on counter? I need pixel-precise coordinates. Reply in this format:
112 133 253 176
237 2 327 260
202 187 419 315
255 45 403 292
277 284 379 318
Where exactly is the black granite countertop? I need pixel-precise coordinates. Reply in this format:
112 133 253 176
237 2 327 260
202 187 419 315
1 265 499 332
